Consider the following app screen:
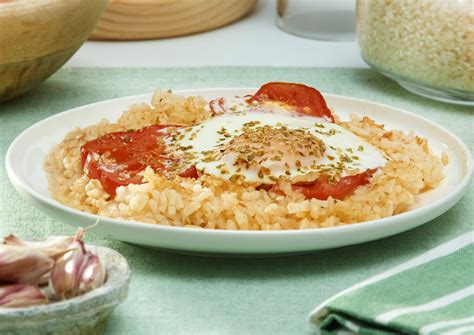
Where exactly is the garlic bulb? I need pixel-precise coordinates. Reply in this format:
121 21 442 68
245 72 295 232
0 228 106 306
0 284 48 307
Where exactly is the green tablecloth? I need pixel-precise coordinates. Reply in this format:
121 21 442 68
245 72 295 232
0 68 472 335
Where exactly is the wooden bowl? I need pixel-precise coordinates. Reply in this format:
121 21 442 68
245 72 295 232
90 0 257 41
0 0 107 103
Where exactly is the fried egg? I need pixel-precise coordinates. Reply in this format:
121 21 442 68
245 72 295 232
167 109 387 184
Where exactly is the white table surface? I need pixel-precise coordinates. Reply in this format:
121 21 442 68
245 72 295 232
65 0 367 68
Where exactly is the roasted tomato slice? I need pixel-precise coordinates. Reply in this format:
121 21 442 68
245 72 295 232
80 125 197 196
292 169 376 200
248 82 335 122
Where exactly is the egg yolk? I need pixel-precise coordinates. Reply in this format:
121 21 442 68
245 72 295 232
223 125 326 180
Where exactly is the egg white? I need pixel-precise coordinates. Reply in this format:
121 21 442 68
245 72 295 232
210 96 314 118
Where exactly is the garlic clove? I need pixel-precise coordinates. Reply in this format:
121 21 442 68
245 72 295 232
49 245 85 300
0 245 54 284
78 254 106 293
49 235 105 300
3 234 74 257
0 284 48 307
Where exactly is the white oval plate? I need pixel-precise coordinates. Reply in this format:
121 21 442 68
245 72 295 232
5 88 473 255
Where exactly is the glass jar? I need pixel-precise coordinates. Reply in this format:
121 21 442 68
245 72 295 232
276 0 356 41
357 0 473 105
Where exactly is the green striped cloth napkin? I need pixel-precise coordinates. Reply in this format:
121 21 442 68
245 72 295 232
309 231 474 335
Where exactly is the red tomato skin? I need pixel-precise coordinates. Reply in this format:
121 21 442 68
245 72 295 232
293 169 376 200
178 165 199 179
209 97 225 114
248 82 335 122
80 124 198 196
80 125 171 167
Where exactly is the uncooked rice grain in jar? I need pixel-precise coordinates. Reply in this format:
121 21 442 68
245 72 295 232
357 0 474 105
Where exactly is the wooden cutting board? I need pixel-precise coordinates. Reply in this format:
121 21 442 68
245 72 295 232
90 0 257 40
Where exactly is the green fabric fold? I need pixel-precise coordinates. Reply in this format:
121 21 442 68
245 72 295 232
320 313 402 334
310 232 474 335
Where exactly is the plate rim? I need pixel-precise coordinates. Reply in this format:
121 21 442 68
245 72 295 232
5 88 473 239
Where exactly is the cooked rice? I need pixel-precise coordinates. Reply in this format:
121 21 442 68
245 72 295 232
44 90 445 230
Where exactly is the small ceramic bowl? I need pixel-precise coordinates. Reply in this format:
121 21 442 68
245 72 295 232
0 246 130 335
